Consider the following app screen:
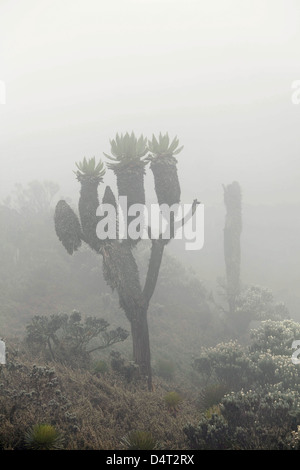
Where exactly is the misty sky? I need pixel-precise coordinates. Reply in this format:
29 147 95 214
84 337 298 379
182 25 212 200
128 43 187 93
1 0 300 206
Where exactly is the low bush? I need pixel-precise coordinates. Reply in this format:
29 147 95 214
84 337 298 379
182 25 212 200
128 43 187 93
120 430 160 450
24 424 64 450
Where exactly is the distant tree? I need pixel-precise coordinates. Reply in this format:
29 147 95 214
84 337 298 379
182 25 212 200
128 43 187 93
220 182 288 336
4 180 59 216
223 181 242 314
54 132 198 390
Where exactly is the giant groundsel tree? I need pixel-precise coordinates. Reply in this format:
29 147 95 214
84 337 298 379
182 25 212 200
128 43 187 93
223 181 242 314
222 181 288 335
54 132 197 390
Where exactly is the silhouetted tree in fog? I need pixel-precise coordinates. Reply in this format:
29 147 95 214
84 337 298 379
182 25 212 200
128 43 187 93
223 181 242 315
220 181 288 336
54 132 197 390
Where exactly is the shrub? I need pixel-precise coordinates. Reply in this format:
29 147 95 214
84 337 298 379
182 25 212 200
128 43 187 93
204 404 222 419
24 424 64 450
188 320 300 450
193 320 300 392
92 360 109 375
250 319 300 356
193 341 256 390
0 340 195 450
164 391 182 413
198 383 229 412
185 387 300 450
110 351 140 383
25 311 129 368
121 430 160 450
184 413 230 450
235 285 289 322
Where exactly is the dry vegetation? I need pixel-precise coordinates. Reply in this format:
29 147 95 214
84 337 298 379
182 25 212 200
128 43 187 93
0 340 199 450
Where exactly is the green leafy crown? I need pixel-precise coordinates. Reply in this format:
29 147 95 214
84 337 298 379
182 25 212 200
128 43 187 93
74 157 106 178
103 132 148 168
147 133 184 159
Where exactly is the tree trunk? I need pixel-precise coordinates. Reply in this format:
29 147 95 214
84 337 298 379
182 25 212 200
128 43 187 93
130 308 152 390
223 181 242 315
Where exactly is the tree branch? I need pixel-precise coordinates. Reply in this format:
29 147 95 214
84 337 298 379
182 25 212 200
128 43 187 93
142 240 165 308
142 199 199 307
147 198 200 243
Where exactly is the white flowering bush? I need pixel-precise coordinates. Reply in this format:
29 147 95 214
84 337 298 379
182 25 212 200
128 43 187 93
194 320 300 391
185 387 300 449
250 319 300 356
253 352 300 389
187 320 300 449
193 341 256 390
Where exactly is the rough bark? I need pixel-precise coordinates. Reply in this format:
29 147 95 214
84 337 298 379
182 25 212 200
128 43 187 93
113 162 146 207
113 162 146 245
130 309 152 390
150 155 181 206
101 241 142 320
77 174 102 251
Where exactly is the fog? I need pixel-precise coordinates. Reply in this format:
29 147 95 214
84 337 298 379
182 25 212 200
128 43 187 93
1 0 300 203
1 0 300 452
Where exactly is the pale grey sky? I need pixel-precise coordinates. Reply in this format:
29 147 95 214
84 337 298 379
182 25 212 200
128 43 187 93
1 0 300 205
